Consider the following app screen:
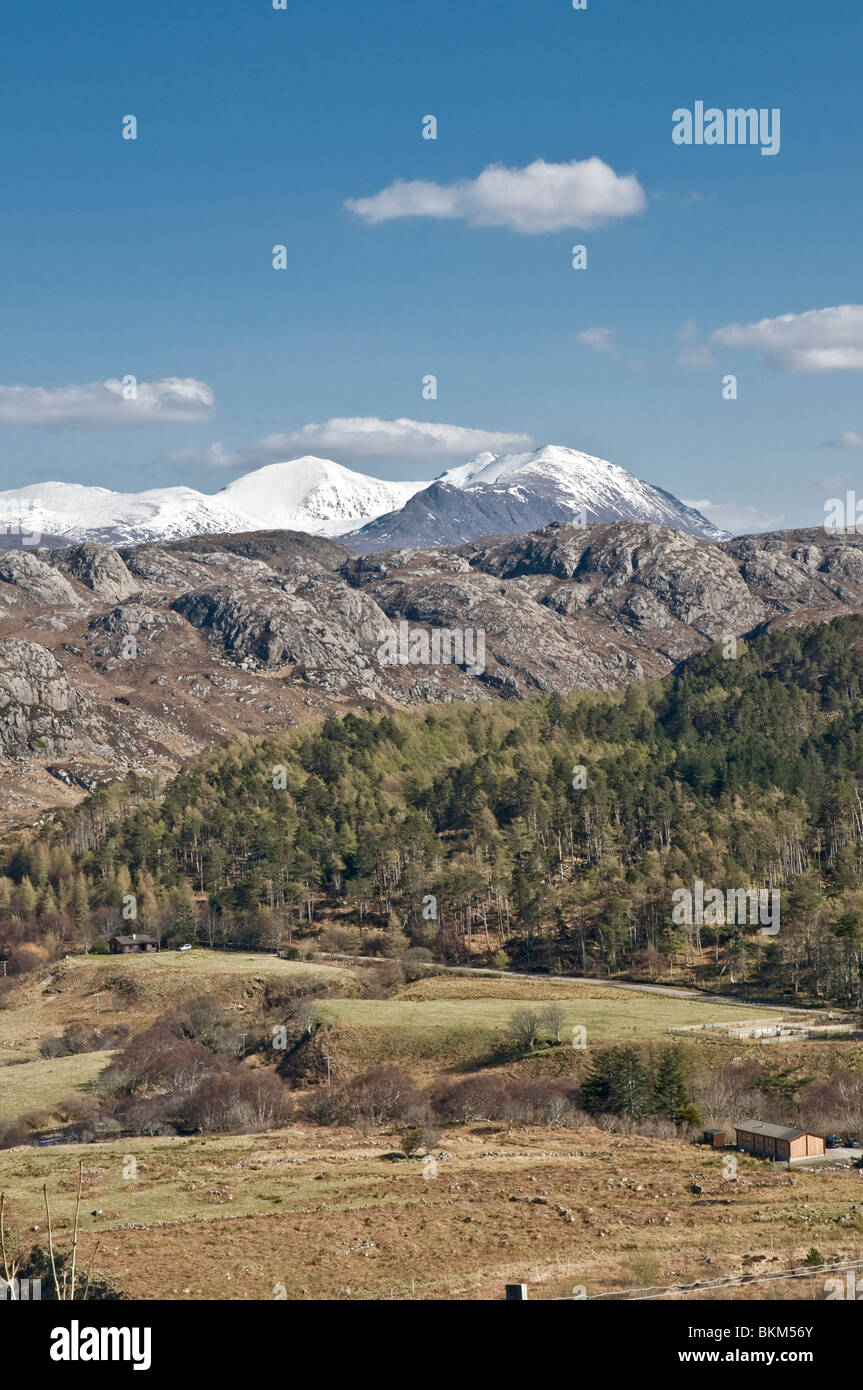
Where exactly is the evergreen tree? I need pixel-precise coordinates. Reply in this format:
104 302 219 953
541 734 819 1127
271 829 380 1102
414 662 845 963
653 1046 691 1123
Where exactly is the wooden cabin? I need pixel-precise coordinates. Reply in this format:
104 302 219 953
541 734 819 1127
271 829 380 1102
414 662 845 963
735 1120 824 1161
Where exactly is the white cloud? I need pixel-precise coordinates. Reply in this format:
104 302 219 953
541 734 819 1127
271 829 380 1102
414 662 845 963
678 343 716 368
346 158 646 234
0 378 215 428
683 498 785 535
822 430 863 449
179 417 537 470
576 327 617 354
711 305 863 372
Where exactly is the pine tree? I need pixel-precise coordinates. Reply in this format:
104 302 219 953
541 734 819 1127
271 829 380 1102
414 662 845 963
582 1046 653 1119
653 1046 691 1123
609 1046 653 1120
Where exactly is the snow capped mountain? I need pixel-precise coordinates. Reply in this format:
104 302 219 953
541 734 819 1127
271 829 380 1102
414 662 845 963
0 446 725 550
217 456 427 538
345 445 727 551
0 458 428 547
437 445 727 540
0 481 261 548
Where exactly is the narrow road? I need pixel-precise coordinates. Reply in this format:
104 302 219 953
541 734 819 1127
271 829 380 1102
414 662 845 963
441 966 819 1013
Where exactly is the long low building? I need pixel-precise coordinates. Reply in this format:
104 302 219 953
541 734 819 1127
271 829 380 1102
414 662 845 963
735 1120 825 1161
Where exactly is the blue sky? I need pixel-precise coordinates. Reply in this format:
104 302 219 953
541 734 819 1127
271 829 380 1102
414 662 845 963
0 0 860 531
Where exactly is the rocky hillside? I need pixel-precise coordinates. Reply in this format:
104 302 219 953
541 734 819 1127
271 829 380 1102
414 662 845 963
0 522 860 820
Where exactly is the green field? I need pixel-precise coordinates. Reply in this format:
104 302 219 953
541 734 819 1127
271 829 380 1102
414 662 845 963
0 1051 110 1122
321 994 775 1041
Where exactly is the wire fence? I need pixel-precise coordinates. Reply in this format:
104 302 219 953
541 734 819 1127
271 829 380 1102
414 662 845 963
555 1257 863 1301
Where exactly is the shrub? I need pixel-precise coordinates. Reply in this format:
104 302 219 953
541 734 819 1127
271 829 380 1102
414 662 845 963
21 1109 54 1132
40 1023 125 1059
119 1098 176 1137
305 1085 349 1126
16 1245 128 1301
64 1024 102 1054
360 961 404 997
20 1106 54 1128
362 933 391 958
318 926 359 955
175 1069 292 1134
98 1026 223 1098
57 1094 98 1125
401 1122 441 1156
342 1066 420 1127
402 947 434 982
6 943 50 976
0 1119 30 1148
306 1066 420 1129
432 1075 510 1124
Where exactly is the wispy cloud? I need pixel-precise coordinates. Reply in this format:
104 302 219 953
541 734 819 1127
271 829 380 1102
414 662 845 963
821 430 863 449
711 305 863 372
684 498 786 535
175 417 537 470
346 158 646 234
576 327 617 354
677 319 716 368
0 378 215 428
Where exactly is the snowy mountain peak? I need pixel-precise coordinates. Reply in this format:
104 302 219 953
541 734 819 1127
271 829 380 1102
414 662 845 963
443 444 649 493
348 444 727 551
218 456 428 538
438 444 727 541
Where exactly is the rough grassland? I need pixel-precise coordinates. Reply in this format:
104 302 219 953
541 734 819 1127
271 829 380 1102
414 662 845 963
0 1125 860 1301
0 1051 109 1122
0 952 860 1301
0 952 353 1061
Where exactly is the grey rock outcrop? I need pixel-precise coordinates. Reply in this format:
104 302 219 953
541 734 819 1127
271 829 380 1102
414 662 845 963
47 543 138 602
0 638 80 755
1 519 863 816
0 552 82 608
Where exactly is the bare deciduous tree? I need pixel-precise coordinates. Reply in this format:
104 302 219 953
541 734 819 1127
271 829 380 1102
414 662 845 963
508 1008 540 1052
540 1003 566 1044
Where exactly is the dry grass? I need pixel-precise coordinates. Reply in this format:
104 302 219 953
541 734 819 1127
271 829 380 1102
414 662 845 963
396 976 640 1002
0 1124 860 1301
0 952 352 1061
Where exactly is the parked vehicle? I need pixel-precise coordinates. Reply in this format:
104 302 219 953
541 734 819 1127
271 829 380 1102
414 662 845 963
826 1133 841 1148
177 943 193 952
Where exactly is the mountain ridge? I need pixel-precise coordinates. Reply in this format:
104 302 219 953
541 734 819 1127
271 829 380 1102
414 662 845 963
0 445 724 550
0 517 859 822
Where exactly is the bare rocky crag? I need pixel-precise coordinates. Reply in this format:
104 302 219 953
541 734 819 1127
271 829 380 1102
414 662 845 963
0 522 861 821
